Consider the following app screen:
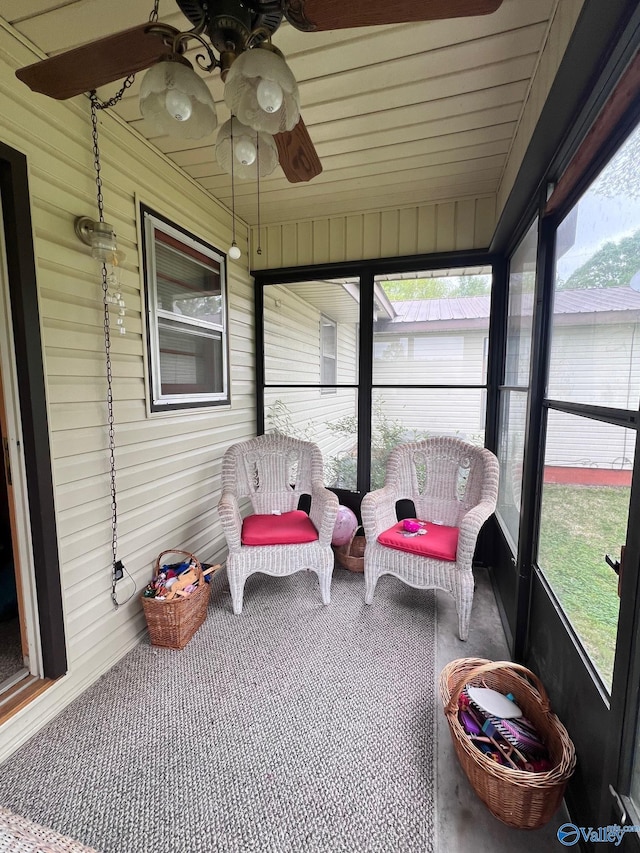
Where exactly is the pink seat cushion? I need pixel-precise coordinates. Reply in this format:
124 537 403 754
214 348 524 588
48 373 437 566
377 520 459 561
241 510 319 546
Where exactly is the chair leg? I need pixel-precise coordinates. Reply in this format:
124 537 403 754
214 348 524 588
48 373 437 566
229 572 246 616
457 612 469 642
456 581 473 641
364 572 378 605
318 568 331 606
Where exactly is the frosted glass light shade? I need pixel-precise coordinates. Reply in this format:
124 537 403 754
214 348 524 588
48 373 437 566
224 47 299 134
215 118 279 180
140 59 217 139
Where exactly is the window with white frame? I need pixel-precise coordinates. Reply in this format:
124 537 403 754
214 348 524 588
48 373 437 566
320 315 337 392
141 207 229 411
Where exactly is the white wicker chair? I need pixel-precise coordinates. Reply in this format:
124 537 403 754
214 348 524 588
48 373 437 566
217 433 339 614
361 437 499 640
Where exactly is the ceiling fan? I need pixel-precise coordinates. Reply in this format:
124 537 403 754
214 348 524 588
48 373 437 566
16 0 504 184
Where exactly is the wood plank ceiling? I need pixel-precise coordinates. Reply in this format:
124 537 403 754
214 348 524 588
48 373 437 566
5 0 559 226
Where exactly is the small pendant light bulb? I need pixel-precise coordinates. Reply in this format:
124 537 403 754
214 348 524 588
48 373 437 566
229 242 241 260
234 137 257 166
257 78 284 114
165 88 193 122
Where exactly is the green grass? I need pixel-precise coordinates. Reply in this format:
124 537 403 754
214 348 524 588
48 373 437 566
538 483 629 688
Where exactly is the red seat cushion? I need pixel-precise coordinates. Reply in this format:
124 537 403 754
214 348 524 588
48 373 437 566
377 520 459 561
241 510 319 546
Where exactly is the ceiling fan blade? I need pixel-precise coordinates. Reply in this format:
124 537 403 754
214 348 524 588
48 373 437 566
286 0 504 30
274 118 322 183
15 23 179 100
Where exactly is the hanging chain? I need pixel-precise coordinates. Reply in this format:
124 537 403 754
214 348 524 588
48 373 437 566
90 94 120 608
83 0 160 607
92 0 161 111
92 75 136 111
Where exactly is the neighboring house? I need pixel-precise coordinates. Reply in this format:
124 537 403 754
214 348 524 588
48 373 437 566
270 283 640 485
376 288 640 473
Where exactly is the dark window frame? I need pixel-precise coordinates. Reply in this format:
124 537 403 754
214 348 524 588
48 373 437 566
253 250 498 495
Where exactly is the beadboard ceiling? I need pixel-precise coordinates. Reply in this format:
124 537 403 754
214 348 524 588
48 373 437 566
6 0 560 226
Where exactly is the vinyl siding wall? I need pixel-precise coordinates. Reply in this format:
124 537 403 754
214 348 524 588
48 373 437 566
0 24 253 762
373 327 488 443
250 196 497 270
263 284 357 484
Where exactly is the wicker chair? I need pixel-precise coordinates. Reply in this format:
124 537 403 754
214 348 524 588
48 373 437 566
361 437 499 640
217 433 339 614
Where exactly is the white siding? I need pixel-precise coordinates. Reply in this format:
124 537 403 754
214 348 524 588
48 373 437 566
548 322 640 411
251 196 497 270
0 25 254 761
373 329 487 386
263 284 357 482
546 411 635 471
372 388 487 446
546 320 640 469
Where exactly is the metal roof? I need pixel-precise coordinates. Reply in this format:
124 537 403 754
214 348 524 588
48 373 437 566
384 287 640 325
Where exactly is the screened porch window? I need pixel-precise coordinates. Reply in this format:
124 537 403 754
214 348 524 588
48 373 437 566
320 315 337 392
142 208 229 411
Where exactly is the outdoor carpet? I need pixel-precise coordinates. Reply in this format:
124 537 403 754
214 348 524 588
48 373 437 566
0 568 437 853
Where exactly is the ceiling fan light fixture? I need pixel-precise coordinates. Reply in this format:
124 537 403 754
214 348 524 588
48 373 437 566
215 118 279 180
140 57 217 139
224 45 300 134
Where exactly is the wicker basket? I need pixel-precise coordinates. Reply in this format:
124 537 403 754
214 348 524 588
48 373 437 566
333 535 366 573
141 550 210 650
439 657 576 830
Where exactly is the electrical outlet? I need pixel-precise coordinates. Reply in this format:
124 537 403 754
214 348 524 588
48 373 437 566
114 560 124 581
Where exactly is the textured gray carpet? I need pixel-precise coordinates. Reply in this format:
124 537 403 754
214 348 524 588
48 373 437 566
0 569 436 853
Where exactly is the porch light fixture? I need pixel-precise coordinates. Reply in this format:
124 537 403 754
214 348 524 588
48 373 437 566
140 56 217 139
74 216 125 266
224 44 300 134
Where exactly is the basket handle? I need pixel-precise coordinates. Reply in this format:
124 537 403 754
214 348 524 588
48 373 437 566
154 550 203 583
445 660 551 716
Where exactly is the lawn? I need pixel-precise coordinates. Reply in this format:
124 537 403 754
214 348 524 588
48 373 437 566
538 483 629 689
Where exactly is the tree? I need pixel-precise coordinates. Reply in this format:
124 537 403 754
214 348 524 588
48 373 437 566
381 275 491 301
558 229 640 290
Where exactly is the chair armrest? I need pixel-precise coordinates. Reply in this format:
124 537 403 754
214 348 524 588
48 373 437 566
361 485 399 541
456 500 497 569
217 491 243 552
309 482 340 545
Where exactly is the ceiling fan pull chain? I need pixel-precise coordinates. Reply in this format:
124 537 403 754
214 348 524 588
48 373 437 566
228 115 240 258
256 133 262 255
